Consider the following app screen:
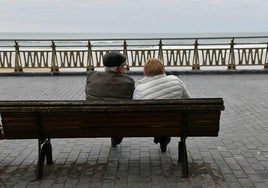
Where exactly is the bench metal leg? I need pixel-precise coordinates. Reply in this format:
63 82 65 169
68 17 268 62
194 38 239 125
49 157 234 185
180 137 189 178
46 139 53 165
36 138 53 180
36 139 45 179
178 141 182 163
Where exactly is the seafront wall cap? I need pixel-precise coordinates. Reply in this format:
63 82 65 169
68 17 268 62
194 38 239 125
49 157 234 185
103 52 126 67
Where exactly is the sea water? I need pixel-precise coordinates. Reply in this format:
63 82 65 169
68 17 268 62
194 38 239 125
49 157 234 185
1 32 268 47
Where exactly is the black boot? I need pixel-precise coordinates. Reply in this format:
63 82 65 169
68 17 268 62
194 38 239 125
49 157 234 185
111 137 123 147
160 137 171 152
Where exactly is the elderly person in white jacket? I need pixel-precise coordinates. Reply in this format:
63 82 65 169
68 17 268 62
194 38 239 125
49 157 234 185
133 58 190 152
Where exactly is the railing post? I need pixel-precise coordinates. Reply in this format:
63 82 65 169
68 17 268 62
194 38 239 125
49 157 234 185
50 41 59 73
228 38 236 70
123 40 130 71
14 41 23 72
87 40 94 71
158 39 163 62
264 43 268 69
192 39 200 70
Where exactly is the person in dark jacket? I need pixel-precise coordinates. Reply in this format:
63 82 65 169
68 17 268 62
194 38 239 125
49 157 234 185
85 52 135 147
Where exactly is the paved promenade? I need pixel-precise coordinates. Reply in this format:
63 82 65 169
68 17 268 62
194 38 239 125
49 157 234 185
0 72 268 188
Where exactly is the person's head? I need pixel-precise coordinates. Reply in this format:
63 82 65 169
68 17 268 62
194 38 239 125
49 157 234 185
103 52 126 73
143 58 165 76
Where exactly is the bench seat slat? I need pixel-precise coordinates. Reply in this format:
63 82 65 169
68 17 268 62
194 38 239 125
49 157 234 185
43 128 111 138
2 112 37 139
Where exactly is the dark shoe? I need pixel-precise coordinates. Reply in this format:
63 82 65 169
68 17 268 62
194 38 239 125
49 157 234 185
111 137 123 147
154 137 161 144
111 138 117 147
160 137 171 152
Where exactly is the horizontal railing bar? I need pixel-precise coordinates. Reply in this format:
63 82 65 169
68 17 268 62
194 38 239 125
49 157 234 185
1 35 268 42
12 46 55 48
165 43 228 46
0 44 240 48
1 43 267 48
231 42 268 45
0 46 16 47
19 50 52 52
16 45 89 48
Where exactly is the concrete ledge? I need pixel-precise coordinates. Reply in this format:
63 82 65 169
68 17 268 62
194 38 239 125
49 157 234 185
0 69 267 76
164 69 268 75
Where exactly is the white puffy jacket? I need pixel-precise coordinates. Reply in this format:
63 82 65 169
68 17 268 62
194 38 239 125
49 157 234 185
133 74 190 99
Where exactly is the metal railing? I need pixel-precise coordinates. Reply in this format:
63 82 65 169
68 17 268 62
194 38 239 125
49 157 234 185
0 36 268 72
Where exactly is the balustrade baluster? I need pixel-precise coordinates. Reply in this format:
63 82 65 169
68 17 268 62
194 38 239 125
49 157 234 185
14 41 23 72
192 39 200 70
228 38 236 70
51 41 59 73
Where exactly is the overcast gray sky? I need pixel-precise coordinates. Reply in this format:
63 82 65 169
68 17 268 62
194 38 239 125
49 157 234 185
1 0 268 33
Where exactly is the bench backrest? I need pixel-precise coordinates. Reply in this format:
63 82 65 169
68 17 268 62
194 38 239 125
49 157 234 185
0 98 224 139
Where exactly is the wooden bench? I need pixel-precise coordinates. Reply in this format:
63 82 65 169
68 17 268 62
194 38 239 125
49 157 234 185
0 98 224 179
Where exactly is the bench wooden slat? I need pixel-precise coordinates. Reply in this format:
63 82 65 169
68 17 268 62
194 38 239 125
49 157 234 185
43 128 111 138
2 112 36 139
115 127 184 137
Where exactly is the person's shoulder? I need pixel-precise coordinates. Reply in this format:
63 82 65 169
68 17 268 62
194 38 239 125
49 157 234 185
167 75 181 80
167 75 178 79
122 74 134 82
166 75 184 83
87 71 107 78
